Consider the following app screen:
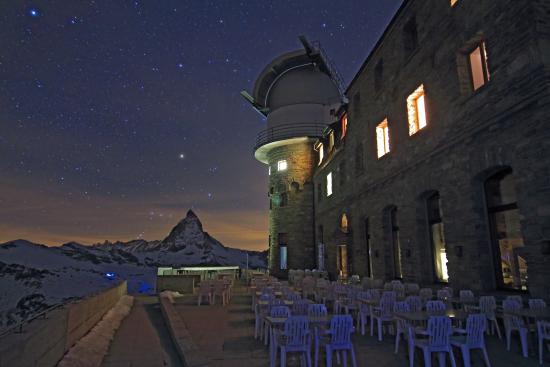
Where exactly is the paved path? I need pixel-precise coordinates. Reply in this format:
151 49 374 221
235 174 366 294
102 296 183 367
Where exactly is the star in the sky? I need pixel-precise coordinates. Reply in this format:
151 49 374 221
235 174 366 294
178 153 185 159
28 8 40 18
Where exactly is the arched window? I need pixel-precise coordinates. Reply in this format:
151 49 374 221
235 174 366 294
340 213 349 233
426 192 448 282
485 169 527 290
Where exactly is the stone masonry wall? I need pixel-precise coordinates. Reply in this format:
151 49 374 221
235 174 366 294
314 0 550 298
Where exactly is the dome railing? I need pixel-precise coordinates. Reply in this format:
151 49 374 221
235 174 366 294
254 123 327 151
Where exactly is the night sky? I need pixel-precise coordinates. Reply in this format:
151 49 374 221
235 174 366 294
0 0 402 250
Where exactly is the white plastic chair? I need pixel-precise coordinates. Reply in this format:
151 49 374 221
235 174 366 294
371 293 395 341
451 313 491 367
420 288 433 303
315 314 357 367
537 321 550 365
272 316 312 367
394 283 406 299
293 299 310 316
437 289 451 301
478 296 501 339
393 301 411 354
503 299 528 358
265 306 291 346
212 281 228 305
409 315 457 367
459 290 475 302
197 281 212 306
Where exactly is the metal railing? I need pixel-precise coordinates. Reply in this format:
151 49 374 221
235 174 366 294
254 123 326 150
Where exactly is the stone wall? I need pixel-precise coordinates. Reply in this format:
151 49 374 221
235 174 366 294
313 0 550 298
267 141 316 277
0 281 127 367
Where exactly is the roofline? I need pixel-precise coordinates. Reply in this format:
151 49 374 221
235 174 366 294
345 0 410 93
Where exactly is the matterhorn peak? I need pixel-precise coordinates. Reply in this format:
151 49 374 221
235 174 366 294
161 209 205 249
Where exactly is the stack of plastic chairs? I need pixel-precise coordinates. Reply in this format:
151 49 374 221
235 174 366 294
529 299 547 311
255 293 273 339
502 299 528 358
405 283 420 295
451 313 491 367
264 305 291 346
408 315 456 367
315 314 357 367
393 283 406 299
293 299 310 316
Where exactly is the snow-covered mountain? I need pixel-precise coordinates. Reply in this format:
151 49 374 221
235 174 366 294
0 210 267 328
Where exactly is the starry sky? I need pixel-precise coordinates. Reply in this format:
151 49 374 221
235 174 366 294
0 0 402 250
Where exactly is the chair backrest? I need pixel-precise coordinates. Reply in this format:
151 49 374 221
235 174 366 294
270 298 284 306
292 299 310 315
505 295 523 306
382 291 397 303
437 289 451 301
259 293 273 302
427 316 452 348
393 283 405 298
285 292 301 301
419 288 433 302
537 321 550 339
271 306 290 318
405 283 420 295
379 295 395 317
459 290 475 301
372 279 384 289
384 282 393 291
406 296 423 312
479 296 496 317
284 316 310 347
465 313 487 347
307 303 328 318
443 287 454 297
328 314 354 345
199 282 211 291
528 298 547 310
426 300 447 314
393 301 410 313
503 299 525 329
366 289 381 301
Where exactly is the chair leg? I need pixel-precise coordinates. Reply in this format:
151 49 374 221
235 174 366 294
409 342 415 367
326 347 332 367
370 316 375 337
481 346 491 367
350 346 357 367
423 348 432 367
343 351 348 367
281 349 286 367
493 320 502 339
460 346 470 367
378 319 383 342
437 352 445 367
506 329 511 351
519 329 528 358
306 350 312 367
449 349 457 367
395 329 400 354
314 337 319 367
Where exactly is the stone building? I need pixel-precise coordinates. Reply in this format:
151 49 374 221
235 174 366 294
246 0 550 299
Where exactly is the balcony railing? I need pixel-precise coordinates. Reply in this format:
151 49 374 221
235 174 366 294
254 123 326 151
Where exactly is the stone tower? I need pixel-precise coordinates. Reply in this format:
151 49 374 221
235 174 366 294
243 38 344 277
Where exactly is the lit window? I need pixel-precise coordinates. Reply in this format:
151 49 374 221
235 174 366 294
277 160 287 171
326 172 333 196
376 119 390 158
340 213 348 233
316 143 324 165
328 131 335 151
268 166 271 175
341 114 348 139
407 84 427 135
469 42 490 91
280 245 287 270
450 0 458 6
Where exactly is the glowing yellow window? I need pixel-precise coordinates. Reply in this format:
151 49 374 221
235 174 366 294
341 114 348 139
326 172 333 196
450 0 458 6
407 85 427 135
316 143 324 165
376 119 390 158
277 160 287 171
469 42 490 91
